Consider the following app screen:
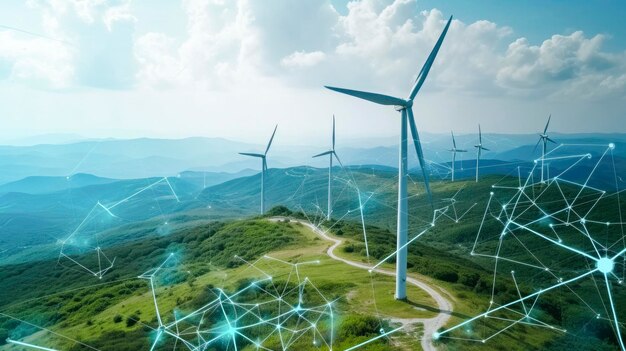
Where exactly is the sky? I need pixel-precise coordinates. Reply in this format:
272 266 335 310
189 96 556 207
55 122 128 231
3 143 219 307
0 0 625 145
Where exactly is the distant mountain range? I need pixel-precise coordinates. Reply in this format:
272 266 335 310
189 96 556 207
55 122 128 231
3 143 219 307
2 141 622 267
0 132 623 266
0 133 624 185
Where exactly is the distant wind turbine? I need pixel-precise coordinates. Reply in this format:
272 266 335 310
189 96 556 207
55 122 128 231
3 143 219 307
474 124 489 182
448 131 467 182
239 125 278 214
534 114 556 183
313 115 343 221
325 15 452 300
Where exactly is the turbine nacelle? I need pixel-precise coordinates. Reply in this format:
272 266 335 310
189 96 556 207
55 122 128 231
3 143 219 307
394 99 413 111
325 15 453 300
533 115 557 154
238 125 278 215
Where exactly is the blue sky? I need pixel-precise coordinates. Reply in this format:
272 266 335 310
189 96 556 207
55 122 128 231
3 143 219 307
0 0 625 145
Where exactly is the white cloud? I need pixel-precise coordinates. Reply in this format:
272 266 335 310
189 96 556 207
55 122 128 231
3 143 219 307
281 51 326 68
103 2 137 32
0 0 137 89
134 33 182 88
0 30 73 88
496 31 626 98
2 0 624 100
134 0 260 89
132 0 626 101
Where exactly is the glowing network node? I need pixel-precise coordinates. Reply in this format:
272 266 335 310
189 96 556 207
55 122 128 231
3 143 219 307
437 144 626 350
597 257 615 274
140 254 336 351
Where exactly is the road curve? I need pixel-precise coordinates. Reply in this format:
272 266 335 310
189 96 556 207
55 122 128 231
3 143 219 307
270 217 453 351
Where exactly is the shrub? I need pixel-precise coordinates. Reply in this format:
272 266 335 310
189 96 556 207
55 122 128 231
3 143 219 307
265 205 292 217
433 269 459 283
126 314 139 327
113 314 123 323
460 272 480 287
339 315 380 339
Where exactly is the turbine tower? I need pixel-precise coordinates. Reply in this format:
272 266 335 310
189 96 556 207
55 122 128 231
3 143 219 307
534 114 556 183
474 124 489 182
448 131 467 182
239 125 278 214
325 15 452 300
313 115 343 221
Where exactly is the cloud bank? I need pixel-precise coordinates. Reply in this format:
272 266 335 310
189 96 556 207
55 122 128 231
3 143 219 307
0 0 624 141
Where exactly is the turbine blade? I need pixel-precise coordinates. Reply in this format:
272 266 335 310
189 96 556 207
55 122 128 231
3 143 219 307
239 152 264 158
532 137 542 154
313 150 333 158
408 15 453 100
547 137 557 144
265 124 278 155
407 108 433 206
451 130 457 148
479 124 482 143
325 86 406 106
333 151 344 168
458 149 468 152
332 115 336 150
481 146 490 151
544 114 551 134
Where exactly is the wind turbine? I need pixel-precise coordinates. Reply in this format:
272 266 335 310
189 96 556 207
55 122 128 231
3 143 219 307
474 124 489 182
325 15 452 300
239 125 278 214
534 114 556 183
448 131 467 182
313 115 343 221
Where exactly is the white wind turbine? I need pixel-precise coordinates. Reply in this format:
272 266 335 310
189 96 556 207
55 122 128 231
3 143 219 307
239 125 278 214
325 15 453 300
474 124 489 182
313 115 343 221
448 131 467 182
534 114 556 183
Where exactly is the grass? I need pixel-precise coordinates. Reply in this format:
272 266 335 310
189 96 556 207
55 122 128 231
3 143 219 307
2 167 624 350
0 219 420 351
325 234 561 350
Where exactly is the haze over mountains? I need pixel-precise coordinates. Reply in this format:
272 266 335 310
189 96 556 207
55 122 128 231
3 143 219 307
0 132 624 184
0 131 623 267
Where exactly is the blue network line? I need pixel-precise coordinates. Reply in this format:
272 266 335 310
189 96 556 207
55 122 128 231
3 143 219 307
436 144 626 349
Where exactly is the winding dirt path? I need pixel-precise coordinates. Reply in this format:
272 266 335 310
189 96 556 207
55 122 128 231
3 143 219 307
270 217 453 351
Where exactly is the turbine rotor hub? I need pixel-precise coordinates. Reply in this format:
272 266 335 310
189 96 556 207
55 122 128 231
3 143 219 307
395 99 412 111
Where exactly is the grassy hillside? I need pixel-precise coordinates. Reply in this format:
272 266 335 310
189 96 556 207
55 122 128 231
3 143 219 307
1 198 623 350
0 218 413 351
1 154 624 350
0 165 483 265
